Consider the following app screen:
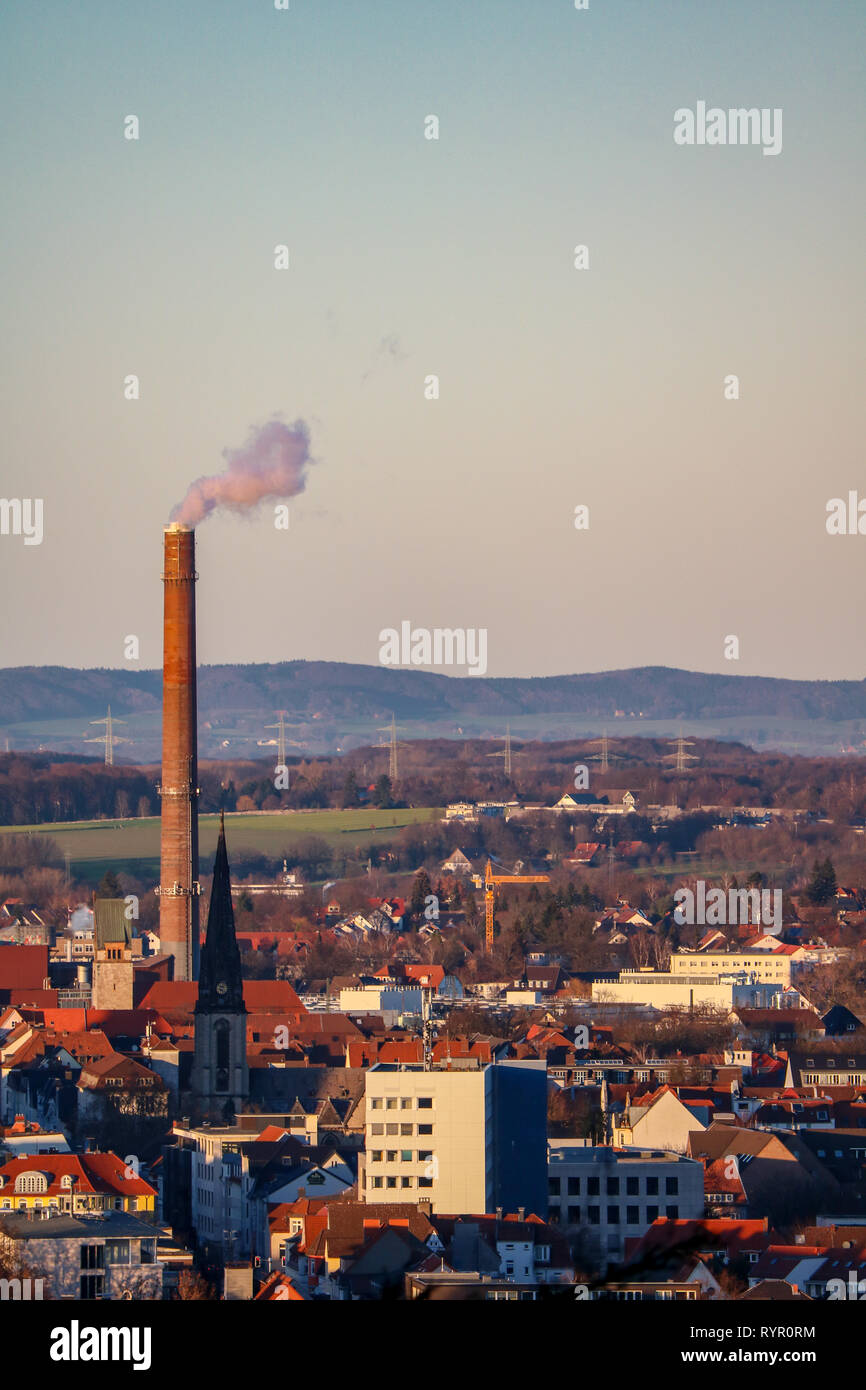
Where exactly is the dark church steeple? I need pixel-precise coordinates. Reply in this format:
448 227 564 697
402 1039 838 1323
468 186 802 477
196 811 246 1016
191 813 248 1120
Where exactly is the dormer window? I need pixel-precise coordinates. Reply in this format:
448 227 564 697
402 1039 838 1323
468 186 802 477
14 1171 48 1194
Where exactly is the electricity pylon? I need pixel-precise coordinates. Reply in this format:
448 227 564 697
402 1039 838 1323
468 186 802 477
377 714 406 783
84 706 130 765
486 725 513 777
588 727 616 773
263 711 305 764
665 725 698 774
265 711 289 766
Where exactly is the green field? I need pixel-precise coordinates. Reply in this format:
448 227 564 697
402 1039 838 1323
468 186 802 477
4 807 442 885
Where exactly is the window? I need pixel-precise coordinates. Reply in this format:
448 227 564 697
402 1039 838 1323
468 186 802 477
418 1097 433 1109
80 1244 104 1271
401 1098 412 1110
587 1206 600 1225
418 1177 433 1188
371 1124 384 1136
665 1177 678 1195
214 1019 231 1092
568 1177 580 1196
418 1151 433 1163
626 1177 639 1196
386 1151 397 1162
549 1178 561 1196
567 1205 580 1223
418 1124 433 1135
371 1177 383 1189
105 1239 131 1266
607 1178 619 1196
370 1097 383 1109
401 1177 412 1188
400 1124 413 1136
371 1151 382 1163
386 1176 397 1189
607 1206 620 1224
80 1274 104 1299
400 1150 413 1162
645 1177 658 1195
385 1124 398 1136
14 1172 48 1194
626 1206 640 1225
646 1206 658 1223
587 1177 600 1196
386 1098 398 1110
666 1205 678 1219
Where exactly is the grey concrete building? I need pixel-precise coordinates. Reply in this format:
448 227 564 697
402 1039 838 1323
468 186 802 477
547 1142 705 1261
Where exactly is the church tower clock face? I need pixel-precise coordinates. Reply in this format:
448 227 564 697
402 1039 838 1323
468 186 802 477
216 981 228 996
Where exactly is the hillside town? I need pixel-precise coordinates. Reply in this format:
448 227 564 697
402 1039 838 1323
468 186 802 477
1 767 866 1309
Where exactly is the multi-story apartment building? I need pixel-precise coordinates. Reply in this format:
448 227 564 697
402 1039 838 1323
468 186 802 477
363 1060 547 1216
592 971 786 1010
547 1142 705 1260
670 952 794 987
167 1118 354 1264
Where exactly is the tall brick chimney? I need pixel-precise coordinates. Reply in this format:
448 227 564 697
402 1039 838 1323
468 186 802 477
158 523 200 980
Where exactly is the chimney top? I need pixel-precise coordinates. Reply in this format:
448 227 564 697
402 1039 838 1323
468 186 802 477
165 522 191 533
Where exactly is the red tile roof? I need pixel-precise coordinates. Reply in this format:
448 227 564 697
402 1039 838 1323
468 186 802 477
0 1150 156 1197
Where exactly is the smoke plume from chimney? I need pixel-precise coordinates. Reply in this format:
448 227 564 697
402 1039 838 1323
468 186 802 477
170 418 312 527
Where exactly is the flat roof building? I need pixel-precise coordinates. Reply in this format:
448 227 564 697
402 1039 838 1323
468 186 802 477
364 1060 547 1217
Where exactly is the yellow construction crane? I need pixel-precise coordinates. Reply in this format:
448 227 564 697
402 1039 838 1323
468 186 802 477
484 859 549 951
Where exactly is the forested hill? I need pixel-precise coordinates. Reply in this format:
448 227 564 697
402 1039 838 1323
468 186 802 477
2 661 866 724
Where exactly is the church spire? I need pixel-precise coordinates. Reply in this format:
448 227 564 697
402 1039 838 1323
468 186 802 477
196 810 246 1014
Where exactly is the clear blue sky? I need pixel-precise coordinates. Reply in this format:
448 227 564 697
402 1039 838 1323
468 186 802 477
1 0 863 679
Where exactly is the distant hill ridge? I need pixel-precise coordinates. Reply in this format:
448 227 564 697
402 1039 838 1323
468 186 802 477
2 662 866 723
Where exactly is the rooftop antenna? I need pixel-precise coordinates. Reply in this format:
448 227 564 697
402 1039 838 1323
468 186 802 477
422 987 434 1072
84 706 130 766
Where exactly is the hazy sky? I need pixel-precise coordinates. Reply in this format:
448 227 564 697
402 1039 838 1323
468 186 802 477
1 0 863 680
